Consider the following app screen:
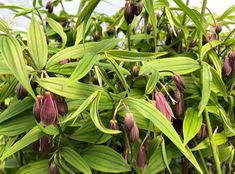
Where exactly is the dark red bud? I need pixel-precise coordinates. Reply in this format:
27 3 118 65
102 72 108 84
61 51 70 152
172 74 185 92
124 112 135 130
107 28 116 36
59 59 69 65
129 123 139 142
209 33 216 41
39 136 52 155
223 57 232 76
215 23 222 34
124 1 135 25
202 35 208 45
33 95 44 122
55 97 68 116
16 83 28 100
109 119 120 131
165 33 172 45
155 92 175 122
156 13 161 20
146 23 152 34
46 1 53 13
40 92 58 126
93 32 101 42
32 140 40 152
174 90 183 118
197 123 207 139
131 66 139 77
49 161 57 174
133 1 143 16
137 146 147 171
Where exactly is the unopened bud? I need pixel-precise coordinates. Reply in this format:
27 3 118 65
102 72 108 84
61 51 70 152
124 112 135 130
197 123 207 139
49 161 57 174
172 74 185 92
215 23 222 34
46 1 53 13
155 92 175 122
137 146 147 171
33 95 44 122
107 28 116 36
39 136 52 155
129 123 139 142
40 92 58 126
131 66 139 77
55 97 68 116
223 57 232 76
202 35 208 45
174 90 183 118
16 83 28 100
209 33 216 41
124 1 135 25
109 119 120 131
32 140 40 152
133 0 143 16
59 59 69 65
146 23 152 34
93 32 101 42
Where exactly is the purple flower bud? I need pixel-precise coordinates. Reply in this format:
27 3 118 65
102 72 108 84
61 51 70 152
172 74 185 92
93 32 101 42
46 1 53 13
215 23 222 34
16 83 28 100
202 35 208 45
39 136 52 155
155 92 175 122
109 119 120 131
131 66 139 77
133 0 143 16
137 146 147 171
55 97 68 116
174 90 183 118
107 28 116 36
33 95 44 122
40 92 58 126
146 23 152 34
124 1 135 25
129 123 139 142
124 112 135 130
59 59 69 65
50 161 57 174
197 123 207 139
209 33 217 41
223 57 232 76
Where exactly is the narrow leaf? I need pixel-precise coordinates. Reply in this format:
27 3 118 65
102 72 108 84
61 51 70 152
145 70 159 94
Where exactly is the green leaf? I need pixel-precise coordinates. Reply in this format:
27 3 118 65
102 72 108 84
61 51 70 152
0 17 9 33
90 91 121 134
46 38 121 68
69 53 98 82
0 111 35 136
124 97 202 173
0 59 11 74
47 17 67 48
145 70 159 94
62 91 98 123
16 160 49 174
218 4 235 21
200 40 222 58
0 35 36 99
172 0 206 35
144 0 157 37
208 50 222 77
75 19 92 45
191 133 227 151
210 67 228 101
198 63 212 116
106 50 167 62
143 146 172 174
139 57 200 76
183 108 202 145
60 147 92 174
0 78 18 103
0 97 34 123
27 15 48 69
82 145 130 173
0 126 44 160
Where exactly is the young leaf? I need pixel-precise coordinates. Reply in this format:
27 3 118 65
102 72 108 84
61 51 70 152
183 108 203 145
0 35 36 99
47 17 67 48
60 147 92 174
200 40 222 58
90 91 121 134
145 70 159 94
82 145 130 173
27 15 48 69
198 63 212 116
0 126 44 160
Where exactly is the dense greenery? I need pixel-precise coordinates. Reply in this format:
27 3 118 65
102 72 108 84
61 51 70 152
0 0 235 173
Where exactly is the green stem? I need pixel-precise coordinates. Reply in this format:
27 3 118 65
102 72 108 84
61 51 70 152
204 109 222 174
127 25 131 51
198 0 208 61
